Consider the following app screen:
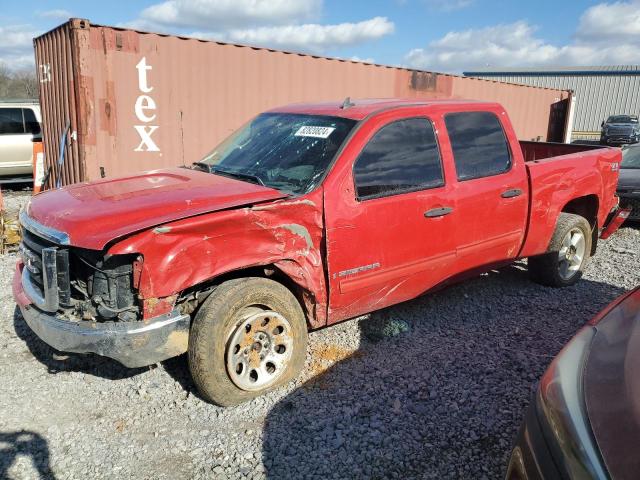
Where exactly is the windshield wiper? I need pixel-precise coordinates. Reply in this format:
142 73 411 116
191 162 212 172
211 167 265 186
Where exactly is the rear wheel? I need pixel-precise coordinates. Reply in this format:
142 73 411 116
188 277 307 406
528 213 592 287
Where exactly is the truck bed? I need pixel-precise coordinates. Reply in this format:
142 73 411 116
519 141 622 258
520 141 606 163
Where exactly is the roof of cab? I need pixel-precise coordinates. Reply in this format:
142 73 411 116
268 98 497 120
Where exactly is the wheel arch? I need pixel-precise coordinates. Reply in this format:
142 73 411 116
561 194 599 255
177 263 320 330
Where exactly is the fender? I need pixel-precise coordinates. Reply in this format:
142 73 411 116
520 148 618 258
108 190 327 327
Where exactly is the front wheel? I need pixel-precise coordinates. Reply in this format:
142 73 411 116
188 277 308 406
528 213 592 287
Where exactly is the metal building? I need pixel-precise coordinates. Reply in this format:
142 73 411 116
464 66 640 142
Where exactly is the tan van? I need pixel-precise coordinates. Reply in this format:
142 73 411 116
0 101 41 178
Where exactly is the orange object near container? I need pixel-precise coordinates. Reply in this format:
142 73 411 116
34 19 572 188
32 140 45 194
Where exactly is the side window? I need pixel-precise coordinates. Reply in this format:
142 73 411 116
445 111 511 181
23 108 41 135
0 108 25 135
354 118 444 199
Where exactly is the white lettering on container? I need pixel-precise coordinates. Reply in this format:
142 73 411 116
134 95 157 123
134 57 159 152
136 57 154 93
134 126 160 152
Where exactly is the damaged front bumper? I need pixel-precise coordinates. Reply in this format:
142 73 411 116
13 262 190 368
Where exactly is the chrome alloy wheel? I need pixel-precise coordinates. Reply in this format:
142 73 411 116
225 310 294 391
558 227 586 281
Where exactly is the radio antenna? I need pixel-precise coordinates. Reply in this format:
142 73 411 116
341 97 355 109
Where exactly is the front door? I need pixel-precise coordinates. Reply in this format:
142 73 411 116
323 111 458 323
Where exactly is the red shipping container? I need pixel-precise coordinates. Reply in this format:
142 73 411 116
34 19 572 187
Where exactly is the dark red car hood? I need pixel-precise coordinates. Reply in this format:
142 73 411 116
584 287 640 480
26 168 287 250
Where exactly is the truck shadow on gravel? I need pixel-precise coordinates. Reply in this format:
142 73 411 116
12 307 147 380
261 265 626 479
0 430 55 479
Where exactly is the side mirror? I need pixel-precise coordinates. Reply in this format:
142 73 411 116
601 121 605 127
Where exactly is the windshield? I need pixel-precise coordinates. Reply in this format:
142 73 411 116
621 146 640 169
199 113 357 194
607 115 638 124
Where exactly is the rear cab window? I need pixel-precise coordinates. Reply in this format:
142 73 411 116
444 111 511 181
353 117 444 200
0 108 25 135
0 107 41 135
23 108 41 135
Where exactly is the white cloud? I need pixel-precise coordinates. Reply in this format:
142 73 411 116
424 0 474 11
349 55 376 63
575 0 640 43
0 25 39 71
38 9 73 20
127 0 392 54
213 17 394 53
405 1 640 72
140 0 320 30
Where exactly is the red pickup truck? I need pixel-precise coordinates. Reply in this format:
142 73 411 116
13 99 625 405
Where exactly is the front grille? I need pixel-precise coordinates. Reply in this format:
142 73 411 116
20 229 51 288
20 228 71 310
608 126 634 135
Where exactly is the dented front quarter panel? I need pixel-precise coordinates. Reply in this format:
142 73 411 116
108 190 327 328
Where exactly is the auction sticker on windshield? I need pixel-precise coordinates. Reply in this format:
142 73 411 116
294 126 336 138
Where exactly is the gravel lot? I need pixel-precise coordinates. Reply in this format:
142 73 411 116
1 188 639 479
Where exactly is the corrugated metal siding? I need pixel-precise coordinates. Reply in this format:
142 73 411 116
34 20 85 187
35 20 570 185
467 68 640 139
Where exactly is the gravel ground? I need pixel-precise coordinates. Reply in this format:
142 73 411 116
1 187 639 479
1 185 31 218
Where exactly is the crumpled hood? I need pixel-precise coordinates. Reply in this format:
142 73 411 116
26 168 287 250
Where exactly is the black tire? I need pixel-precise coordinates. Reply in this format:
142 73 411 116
528 212 592 287
188 277 307 406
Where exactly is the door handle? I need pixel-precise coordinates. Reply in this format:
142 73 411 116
424 206 453 218
501 188 523 198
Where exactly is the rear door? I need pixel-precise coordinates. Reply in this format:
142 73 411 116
442 110 528 271
324 110 458 323
0 107 38 175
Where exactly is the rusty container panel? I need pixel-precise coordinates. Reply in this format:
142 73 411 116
34 20 86 187
34 20 571 186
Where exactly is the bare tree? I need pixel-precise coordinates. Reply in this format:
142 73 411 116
12 70 39 98
0 63 13 99
0 62 39 100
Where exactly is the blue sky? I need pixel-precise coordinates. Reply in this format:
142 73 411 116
2 0 639 72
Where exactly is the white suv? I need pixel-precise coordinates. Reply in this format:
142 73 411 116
0 101 42 178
